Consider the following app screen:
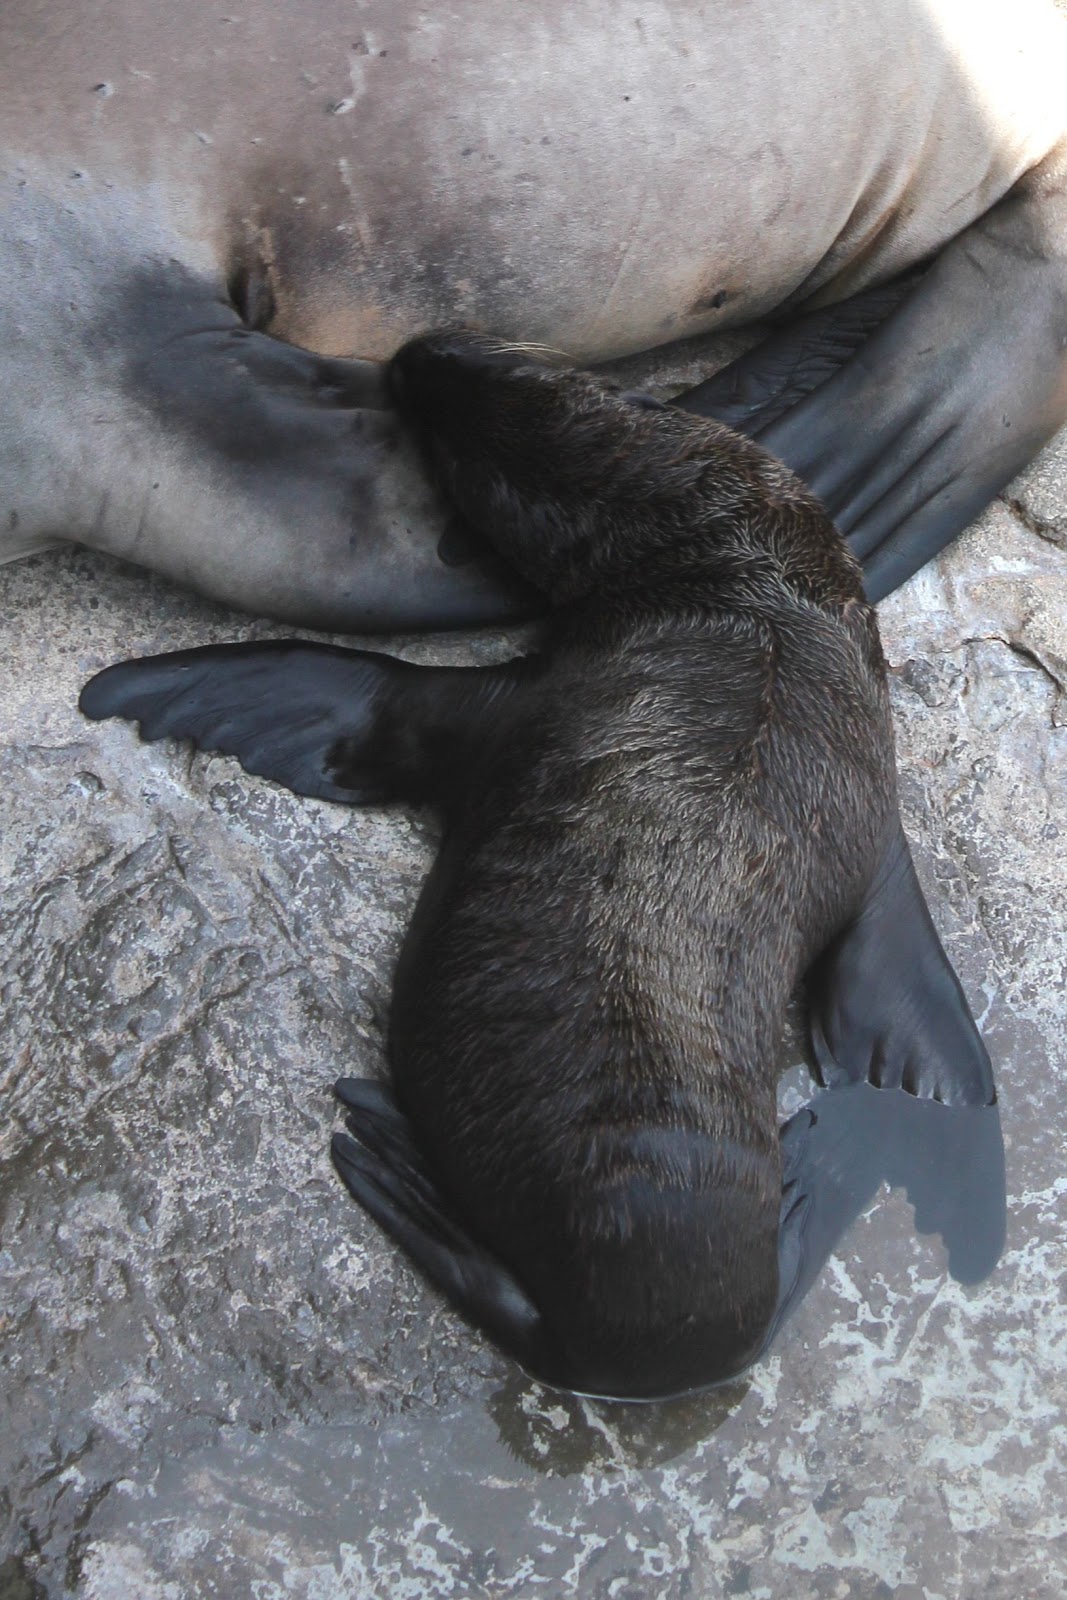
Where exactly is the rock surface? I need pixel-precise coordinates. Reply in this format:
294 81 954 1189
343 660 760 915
1 328 1065 1598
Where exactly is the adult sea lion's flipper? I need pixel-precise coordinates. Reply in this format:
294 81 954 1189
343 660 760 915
806 823 995 1108
79 641 520 806
675 272 922 435
678 166 1067 601
60 269 537 630
332 1077 551 1376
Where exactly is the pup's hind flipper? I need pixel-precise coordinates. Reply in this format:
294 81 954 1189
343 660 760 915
332 1077 550 1374
80 640 518 805
806 824 995 1108
772 1080 1006 1341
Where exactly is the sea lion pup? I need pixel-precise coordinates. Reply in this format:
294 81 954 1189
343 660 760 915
80 332 994 1401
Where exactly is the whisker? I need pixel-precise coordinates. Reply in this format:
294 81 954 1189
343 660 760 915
494 340 574 365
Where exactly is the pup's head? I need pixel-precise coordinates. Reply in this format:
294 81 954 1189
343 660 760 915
388 328 738 599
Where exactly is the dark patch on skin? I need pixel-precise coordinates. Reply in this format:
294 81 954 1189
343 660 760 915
690 287 729 315
227 258 276 332
84 334 994 1399
222 122 569 360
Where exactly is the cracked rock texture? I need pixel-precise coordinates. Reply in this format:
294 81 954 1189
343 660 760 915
0 329 1065 1599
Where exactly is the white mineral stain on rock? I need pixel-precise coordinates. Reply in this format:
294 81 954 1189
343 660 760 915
81 1542 182 1600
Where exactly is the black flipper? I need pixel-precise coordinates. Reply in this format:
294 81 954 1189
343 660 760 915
770 1081 1006 1345
806 823 995 1108
80 641 521 806
675 272 923 435
678 174 1067 601
104 270 536 631
332 1078 551 1375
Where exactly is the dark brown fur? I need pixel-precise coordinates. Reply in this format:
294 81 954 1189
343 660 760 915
364 332 899 1396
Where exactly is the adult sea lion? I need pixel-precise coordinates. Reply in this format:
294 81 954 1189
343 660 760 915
3 0 1067 624
80 333 998 1400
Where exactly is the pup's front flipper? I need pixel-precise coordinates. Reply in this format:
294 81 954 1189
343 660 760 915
806 823 995 1108
332 1077 551 1376
80 641 520 806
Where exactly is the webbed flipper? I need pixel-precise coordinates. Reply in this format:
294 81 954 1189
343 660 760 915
764 821 1004 1345
91 273 535 630
332 1077 551 1375
80 640 519 805
676 272 922 436
807 824 995 1108
677 174 1067 602
771 1080 1006 1342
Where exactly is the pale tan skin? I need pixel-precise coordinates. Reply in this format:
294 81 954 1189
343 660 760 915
2 0 1067 624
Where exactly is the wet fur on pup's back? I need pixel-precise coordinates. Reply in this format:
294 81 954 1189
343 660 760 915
379 334 898 1397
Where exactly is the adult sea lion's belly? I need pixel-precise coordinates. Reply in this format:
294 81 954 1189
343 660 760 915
3 0 1065 361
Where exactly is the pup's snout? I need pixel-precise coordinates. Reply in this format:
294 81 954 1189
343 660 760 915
389 327 545 413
